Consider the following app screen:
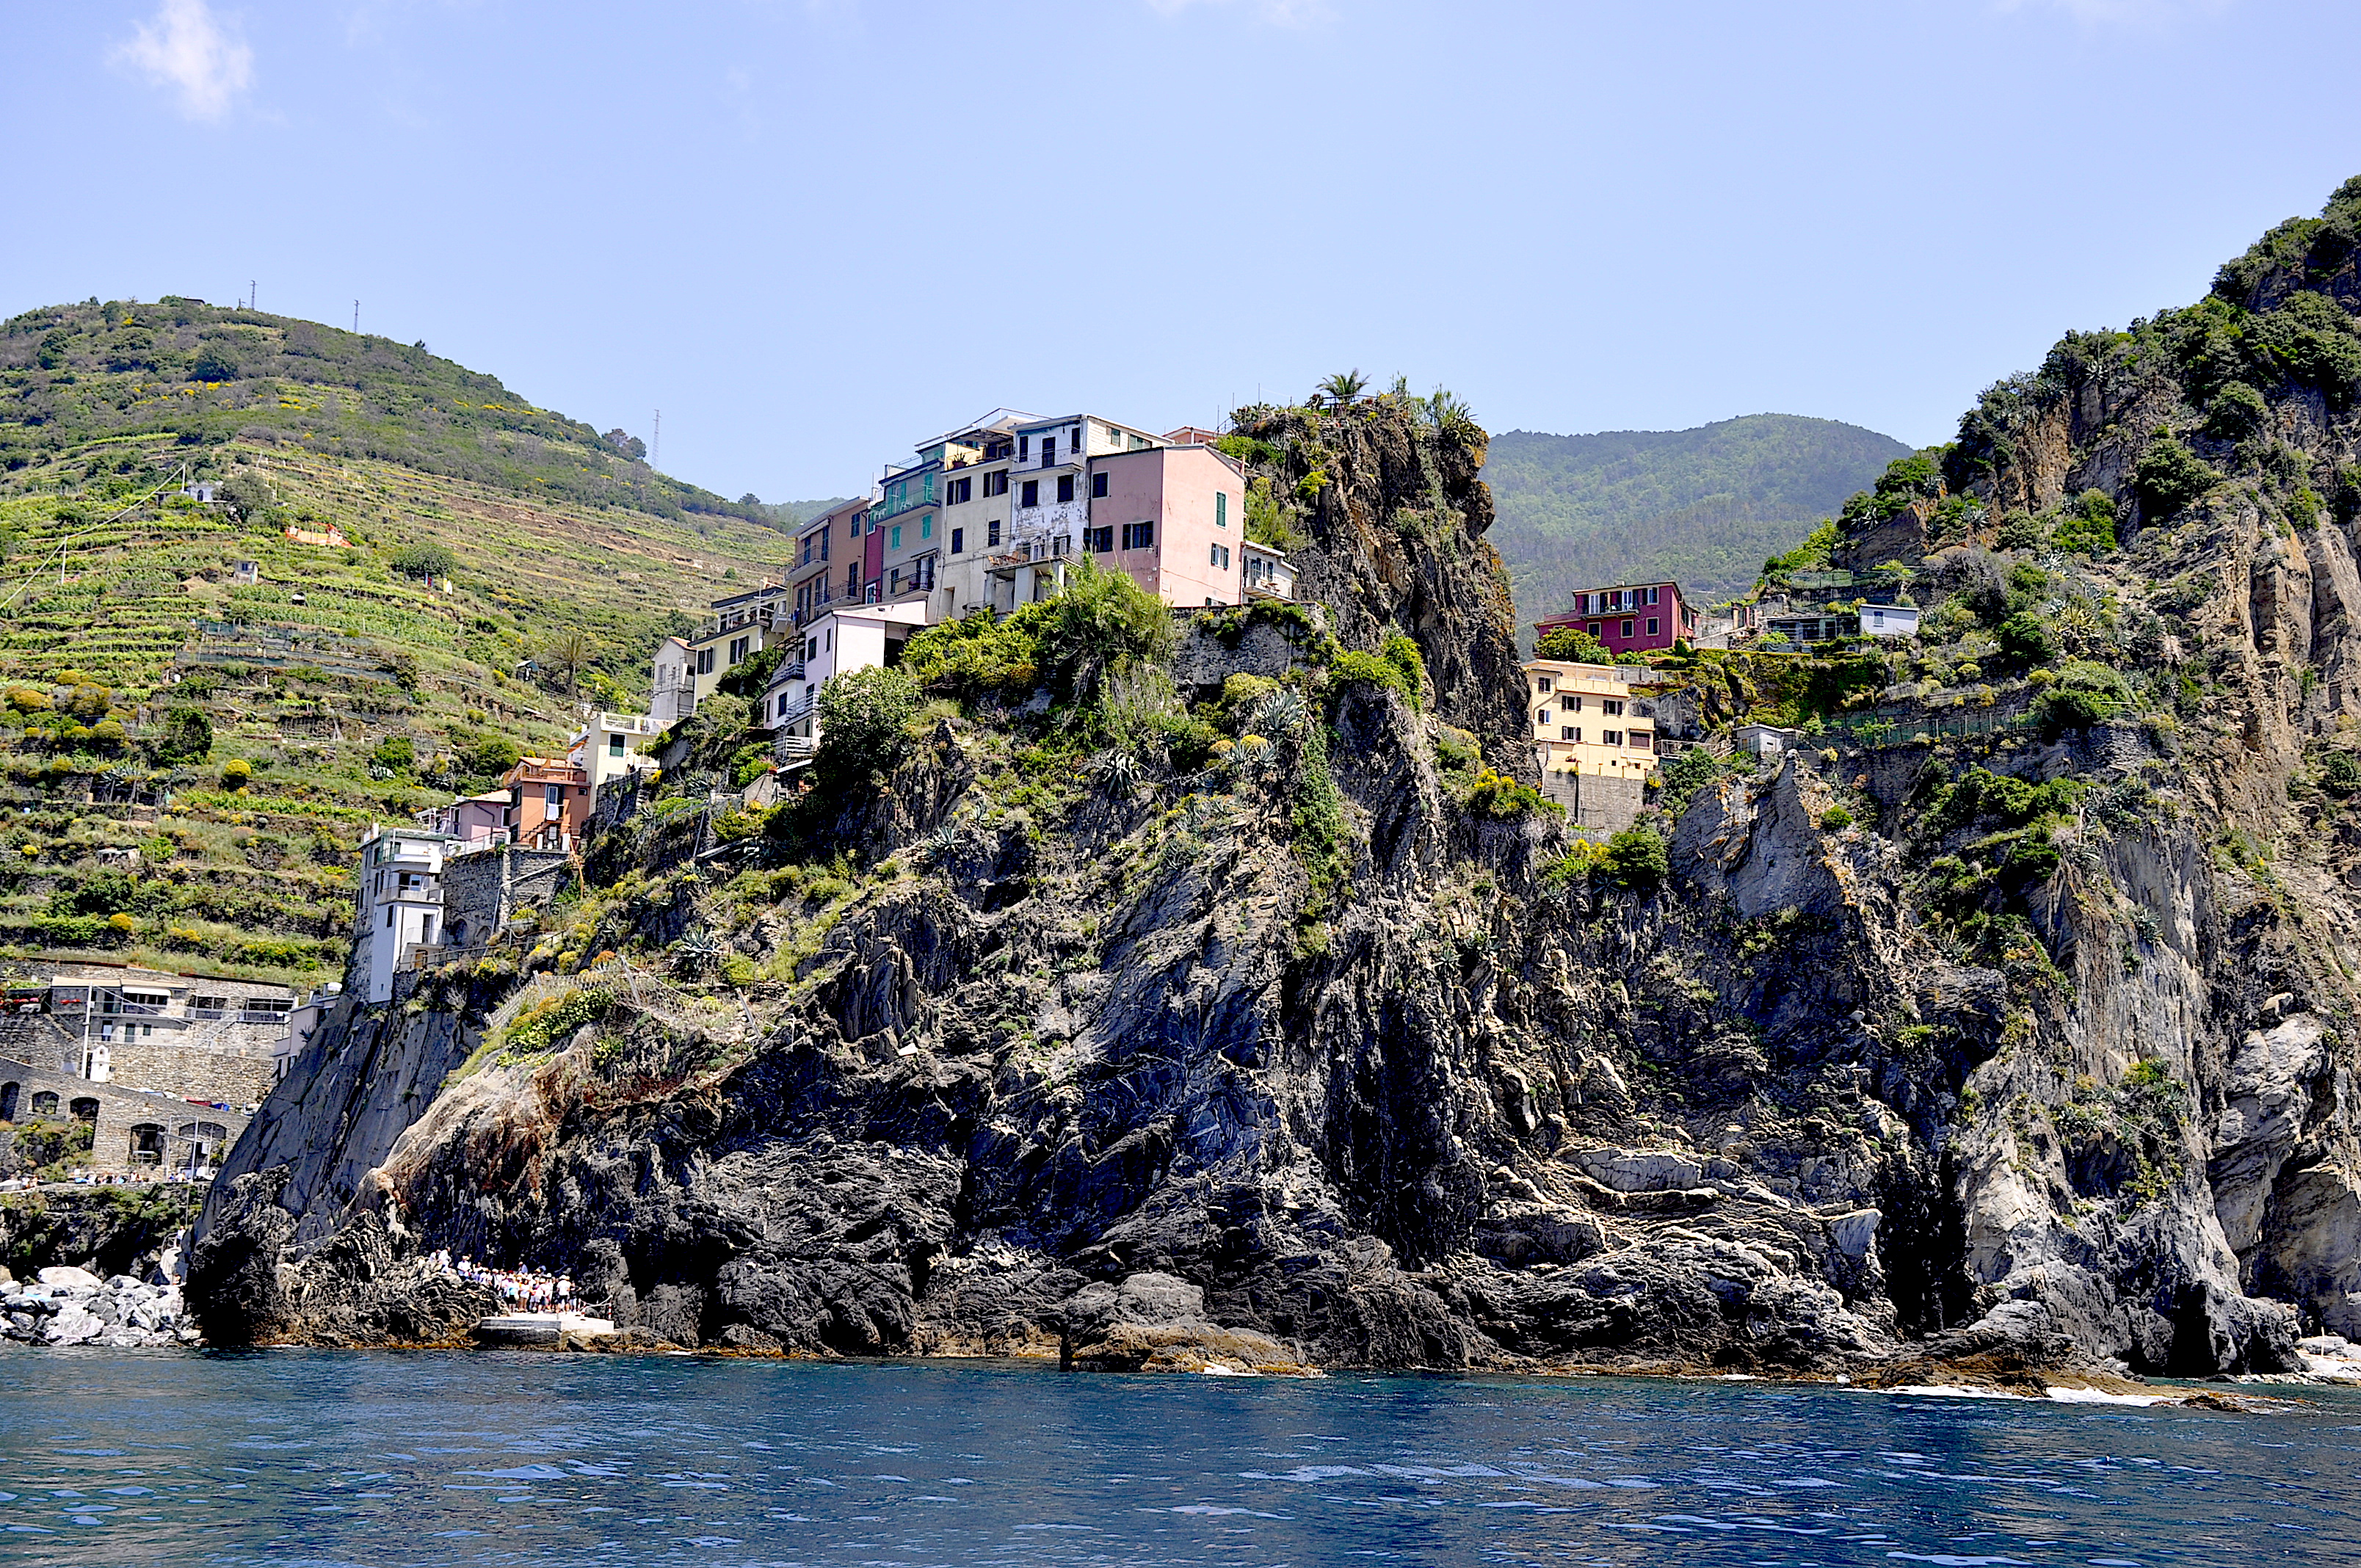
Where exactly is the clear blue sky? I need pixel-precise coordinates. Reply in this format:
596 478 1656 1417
7 1 2357 504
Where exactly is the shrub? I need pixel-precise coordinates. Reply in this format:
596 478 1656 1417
388 542 458 578
1996 611 2057 668
2036 661 2128 735
1462 766 1559 820
815 665 921 785
1330 635 1426 709
2203 381 2269 441
2132 435 2220 520
150 705 211 764
1536 626 1611 663
4 686 50 714
1034 556 1177 711
902 605 1047 700
2052 490 2118 556
1599 827 1669 890
220 758 253 789
371 735 416 775
1995 512 2043 551
1654 744 1730 818
2318 748 2361 795
1821 805 1854 832
454 730 521 778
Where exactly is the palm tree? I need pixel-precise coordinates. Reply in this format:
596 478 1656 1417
539 629 594 700
1317 370 1368 404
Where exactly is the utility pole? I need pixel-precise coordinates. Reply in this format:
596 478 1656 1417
249 280 255 311
652 409 661 471
353 300 360 333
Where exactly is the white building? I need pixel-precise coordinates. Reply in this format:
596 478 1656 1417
1241 541 1295 600
1858 602 1921 638
568 711 661 797
352 827 460 1004
762 600 932 747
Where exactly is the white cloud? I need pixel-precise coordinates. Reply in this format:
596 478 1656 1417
1146 0 1336 26
115 0 255 120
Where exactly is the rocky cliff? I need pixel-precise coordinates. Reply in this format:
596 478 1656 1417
191 181 2361 1379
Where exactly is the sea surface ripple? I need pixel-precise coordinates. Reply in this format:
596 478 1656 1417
0 1349 2355 1567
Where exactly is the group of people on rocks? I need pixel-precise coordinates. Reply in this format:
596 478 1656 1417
431 1250 581 1315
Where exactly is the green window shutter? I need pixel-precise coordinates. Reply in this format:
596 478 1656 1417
1216 492 1227 529
921 516 932 540
891 525 902 550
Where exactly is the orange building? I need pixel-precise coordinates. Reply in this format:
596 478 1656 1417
502 758 591 851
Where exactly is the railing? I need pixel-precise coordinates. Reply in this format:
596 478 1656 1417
772 692 816 727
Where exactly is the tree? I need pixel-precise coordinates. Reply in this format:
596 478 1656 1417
150 705 211 765
538 629 593 699
455 730 521 778
2132 435 2219 520
217 473 275 523
602 429 648 462
388 542 457 578
1034 556 1178 713
1535 626 1611 663
1996 611 2057 668
1600 827 1669 890
1317 370 1369 404
815 665 921 786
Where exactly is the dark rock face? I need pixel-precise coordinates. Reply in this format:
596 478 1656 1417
189 244 2361 1384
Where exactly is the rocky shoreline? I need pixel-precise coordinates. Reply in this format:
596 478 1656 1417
2 1265 195 1349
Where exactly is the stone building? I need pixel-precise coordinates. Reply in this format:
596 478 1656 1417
0 1055 248 1176
0 962 293 1110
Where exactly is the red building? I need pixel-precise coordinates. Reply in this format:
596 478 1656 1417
1534 581 1697 658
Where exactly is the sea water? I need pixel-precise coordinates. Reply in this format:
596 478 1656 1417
0 1351 2355 1567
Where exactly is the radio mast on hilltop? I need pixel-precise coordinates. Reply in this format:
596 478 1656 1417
652 409 661 471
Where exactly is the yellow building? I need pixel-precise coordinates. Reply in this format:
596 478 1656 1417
1524 658 1659 780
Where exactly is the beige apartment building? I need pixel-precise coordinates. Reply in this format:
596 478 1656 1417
1524 658 1660 780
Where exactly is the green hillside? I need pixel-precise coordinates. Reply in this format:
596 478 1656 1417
1483 414 1912 624
0 298 792 985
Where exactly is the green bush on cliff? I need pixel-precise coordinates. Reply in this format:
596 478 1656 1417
2035 661 2128 735
2133 435 2220 520
902 605 1048 701
2052 490 2118 556
1535 626 1611 664
1598 826 1668 891
815 665 921 786
1461 766 1559 821
1329 634 1426 711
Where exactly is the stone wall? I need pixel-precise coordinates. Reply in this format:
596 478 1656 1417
103 1040 275 1108
1169 603 1332 693
0 1053 250 1175
1538 771 1646 833
440 846 569 949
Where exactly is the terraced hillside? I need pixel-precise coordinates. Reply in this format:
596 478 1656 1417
0 300 791 984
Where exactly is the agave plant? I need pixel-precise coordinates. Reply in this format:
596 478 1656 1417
1249 688 1308 739
918 821 962 862
668 930 727 977
1085 747 1144 798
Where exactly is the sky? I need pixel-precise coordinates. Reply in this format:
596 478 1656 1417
4 0 2357 504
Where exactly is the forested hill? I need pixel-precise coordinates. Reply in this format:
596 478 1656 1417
1484 414 1911 622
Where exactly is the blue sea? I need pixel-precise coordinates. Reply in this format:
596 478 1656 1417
0 1351 2354 1567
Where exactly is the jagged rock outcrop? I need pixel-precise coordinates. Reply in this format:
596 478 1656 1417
190 184 2361 1382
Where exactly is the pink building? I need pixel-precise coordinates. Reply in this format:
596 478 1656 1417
1085 445 1245 606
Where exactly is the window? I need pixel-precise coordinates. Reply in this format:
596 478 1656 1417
608 734 625 757
1565 694 1583 712
799 537 812 565
889 524 902 551
988 519 1001 547
1630 730 1653 749
385 905 395 928
1042 436 1057 465
1092 471 1109 498
1087 524 1114 553
1056 474 1076 504
545 784 562 808
728 636 750 664
1587 623 1602 638
1021 479 1039 507
1562 725 1579 741
1210 543 1230 568
1535 677 1553 694
695 648 715 675
1603 730 1623 747
1121 520 1156 549
1535 708 1551 725
948 476 972 505
1647 586 1659 605
984 470 1008 497
1620 619 1634 638
805 637 817 661
1019 435 1029 459
921 516 932 540
1647 617 1658 636
846 563 860 598
1215 491 1227 529
1602 699 1624 716
951 526 964 555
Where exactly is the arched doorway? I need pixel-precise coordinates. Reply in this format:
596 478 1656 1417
0 1081 18 1122
69 1097 99 1123
173 1121 230 1171
29 1090 59 1117
128 1123 164 1167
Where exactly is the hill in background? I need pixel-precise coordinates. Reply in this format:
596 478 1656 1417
0 297 791 984
1482 414 1912 625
